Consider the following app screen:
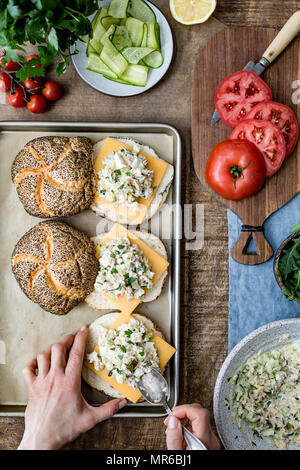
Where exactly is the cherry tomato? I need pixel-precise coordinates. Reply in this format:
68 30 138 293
0 56 20 72
229 119 286 177
205 140 266 200
42 81 62 101
22 76 43 90
0 72 12 92
215 70 272 127
25 54 42 67
8 87 26 108
246 101 299 156
27 94 47 114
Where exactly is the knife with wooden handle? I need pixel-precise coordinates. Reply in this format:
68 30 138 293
211 11 300 126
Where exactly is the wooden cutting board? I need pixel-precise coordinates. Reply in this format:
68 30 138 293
192 27 300 265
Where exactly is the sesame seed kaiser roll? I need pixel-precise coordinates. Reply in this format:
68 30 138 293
11 136 96 218
11 221 99 315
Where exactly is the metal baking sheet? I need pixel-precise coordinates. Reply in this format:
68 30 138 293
0 121 181 418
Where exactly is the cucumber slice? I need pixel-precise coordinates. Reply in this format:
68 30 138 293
89 38 103 54
141 23 147 47
143 50 163 68
146 22 160 50
86 40 97 57
92 21 106 43
101 16 121 30
112 25 132 51
91 8 108 28
125 17 144 46
155 22 161 49
120 64 148 86
108 0 129 18
127 0 156 22
87 52 118 79
100 39 128 76
122 47 154 64
100 25 116 45
102 74 131 84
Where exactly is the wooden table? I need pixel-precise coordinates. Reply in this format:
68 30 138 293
0 0 298 450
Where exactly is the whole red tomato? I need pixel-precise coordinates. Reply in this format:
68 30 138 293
42 81 62 101
22 76 43 90
0 56 20 72
0 72 12 92
27 94 47 113
8 87 26 108
26 54 42 68
205 140 266 200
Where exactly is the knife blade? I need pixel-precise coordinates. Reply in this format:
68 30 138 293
210 11 300 126
210 57 270 126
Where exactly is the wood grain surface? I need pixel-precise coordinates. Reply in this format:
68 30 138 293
0 0 299 451
192 27 300 265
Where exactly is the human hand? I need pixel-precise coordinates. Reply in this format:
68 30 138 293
164 403 221 450
19 326 127 450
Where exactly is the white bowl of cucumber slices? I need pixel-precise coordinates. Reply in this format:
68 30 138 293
70 0 173 97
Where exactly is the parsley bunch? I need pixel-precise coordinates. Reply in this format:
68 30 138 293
0 0 98 80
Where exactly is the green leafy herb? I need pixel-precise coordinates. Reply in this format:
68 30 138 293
125 329 133 338
0 0 98 77
120 345 126 353
278 235 300 302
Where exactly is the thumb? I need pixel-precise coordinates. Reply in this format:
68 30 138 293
166 415 184 450
90 398 127 424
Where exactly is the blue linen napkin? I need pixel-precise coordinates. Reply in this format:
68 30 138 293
228 193 300 352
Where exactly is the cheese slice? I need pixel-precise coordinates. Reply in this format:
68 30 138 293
85 313 176 403
95 223 169 315
93 137 169 224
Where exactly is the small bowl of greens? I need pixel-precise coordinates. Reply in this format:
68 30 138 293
274 227 300 303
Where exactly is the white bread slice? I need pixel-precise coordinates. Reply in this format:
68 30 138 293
85 229 168 310
82 312 164 399
90 138 174 225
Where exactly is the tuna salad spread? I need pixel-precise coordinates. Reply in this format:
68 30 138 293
227 342 300 449
87 318 159 387
97 146 154 209
95 237 154 300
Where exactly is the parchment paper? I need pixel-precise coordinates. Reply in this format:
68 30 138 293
0 130 173 405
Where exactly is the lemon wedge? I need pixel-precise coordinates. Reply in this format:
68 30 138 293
169 0 216 25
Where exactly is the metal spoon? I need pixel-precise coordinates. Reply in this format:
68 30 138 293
136 368 207 450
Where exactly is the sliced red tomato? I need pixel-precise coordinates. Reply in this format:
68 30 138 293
229 119 286 177
205 140 266 200
215 70 272 127
246 101 298 156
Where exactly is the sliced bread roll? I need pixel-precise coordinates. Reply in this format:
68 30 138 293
90 138 174 225
85 229 168 310
82 312 164 399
